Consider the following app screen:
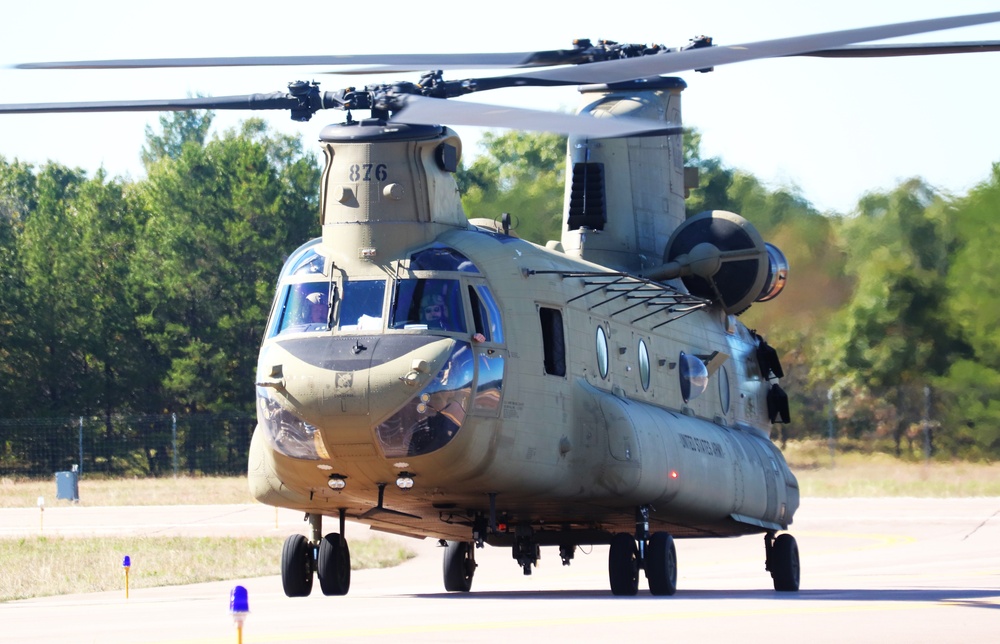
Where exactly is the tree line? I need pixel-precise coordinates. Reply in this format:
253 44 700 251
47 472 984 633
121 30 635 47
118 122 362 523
1 113 320 475
1 116 998 475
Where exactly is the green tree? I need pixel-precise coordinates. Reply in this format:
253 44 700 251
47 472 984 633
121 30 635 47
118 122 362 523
17 164 89 414
131 116 320 471
683 128 738 216
816 179 965 455
141 110 214 168
134 117 319 410
936 164 1000 455
458 130 567 244
0 158 37 417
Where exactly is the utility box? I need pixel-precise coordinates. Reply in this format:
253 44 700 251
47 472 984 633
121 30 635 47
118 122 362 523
55 468 79 502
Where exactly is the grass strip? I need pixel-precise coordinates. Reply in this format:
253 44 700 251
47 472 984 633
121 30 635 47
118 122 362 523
0 535 414 602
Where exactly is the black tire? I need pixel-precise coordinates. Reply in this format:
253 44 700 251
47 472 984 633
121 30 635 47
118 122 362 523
645 532 678 596
770 533 800 592
281 534 314 597
317 532 352 596
608 532 639 596
442 541 476 592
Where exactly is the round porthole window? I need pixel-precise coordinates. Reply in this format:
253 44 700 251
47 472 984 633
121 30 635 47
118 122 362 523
719 365 730 414
638 339 650 391
596 326 609 379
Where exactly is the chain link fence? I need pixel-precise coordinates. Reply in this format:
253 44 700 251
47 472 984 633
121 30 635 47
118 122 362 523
0 412 255 478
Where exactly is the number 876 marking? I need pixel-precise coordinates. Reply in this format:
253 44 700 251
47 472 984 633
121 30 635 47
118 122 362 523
349 163 388 182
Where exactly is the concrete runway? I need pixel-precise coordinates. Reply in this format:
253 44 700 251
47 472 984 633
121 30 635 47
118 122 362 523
2 497 998 643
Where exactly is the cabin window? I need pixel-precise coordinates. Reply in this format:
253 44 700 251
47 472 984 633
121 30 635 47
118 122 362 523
638 339 651 391
469 284 504 343
390 278 467 332
539 307 566 376
719 365 731 414
338 280 386 331
596 326 609 379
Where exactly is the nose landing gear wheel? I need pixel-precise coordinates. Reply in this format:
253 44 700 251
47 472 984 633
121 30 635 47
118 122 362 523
317 532 352 596
608 532 639 596
281 533 314 597
645 532 677 596
443 540 477 592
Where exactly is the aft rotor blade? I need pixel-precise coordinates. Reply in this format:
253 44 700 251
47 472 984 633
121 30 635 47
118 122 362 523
0 93 300 115
392 95 683 138
796 40 1000 58
510 12 1000 84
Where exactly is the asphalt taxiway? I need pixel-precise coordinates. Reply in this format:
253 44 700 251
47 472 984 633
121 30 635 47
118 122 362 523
2 497 998 643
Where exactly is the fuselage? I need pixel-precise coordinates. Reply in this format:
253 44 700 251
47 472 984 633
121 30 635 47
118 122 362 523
250 226 799 543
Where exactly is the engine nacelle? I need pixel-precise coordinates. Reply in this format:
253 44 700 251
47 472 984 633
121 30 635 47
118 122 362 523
656 210 789 314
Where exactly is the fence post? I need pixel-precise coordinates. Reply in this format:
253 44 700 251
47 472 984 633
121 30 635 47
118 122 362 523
172 412 178 478
78 416 84 476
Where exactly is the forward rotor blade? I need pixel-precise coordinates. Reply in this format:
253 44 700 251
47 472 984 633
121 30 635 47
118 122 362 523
510 12 1000 84
796 40 1000 58
392 95 682 138
14 50 572 71
0 93 299 115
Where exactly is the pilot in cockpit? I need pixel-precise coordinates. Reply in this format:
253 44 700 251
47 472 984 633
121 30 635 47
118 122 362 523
305 291 327 324
420 292 449 329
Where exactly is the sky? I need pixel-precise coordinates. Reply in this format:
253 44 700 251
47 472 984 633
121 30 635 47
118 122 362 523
1 0 999 214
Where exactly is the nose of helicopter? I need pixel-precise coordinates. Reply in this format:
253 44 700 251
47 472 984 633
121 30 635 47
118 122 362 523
256 335 456 446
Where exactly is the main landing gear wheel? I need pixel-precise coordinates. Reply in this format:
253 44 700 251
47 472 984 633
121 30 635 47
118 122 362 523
442 540 477 592
608 532 640 596
645 532 677 596
317 532 352 596
281 533 314 597
768 533 800 592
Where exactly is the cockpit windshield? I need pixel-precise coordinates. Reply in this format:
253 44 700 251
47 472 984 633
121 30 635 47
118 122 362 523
268 280 387 337
338 281 386 331
273 282 330 335
390 278 466 332
265 240 486 338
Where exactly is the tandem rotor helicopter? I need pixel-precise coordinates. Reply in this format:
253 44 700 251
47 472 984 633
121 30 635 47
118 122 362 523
4 12 1000 597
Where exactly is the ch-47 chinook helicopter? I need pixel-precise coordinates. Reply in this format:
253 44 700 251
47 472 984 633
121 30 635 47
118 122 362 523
5 12 1000 597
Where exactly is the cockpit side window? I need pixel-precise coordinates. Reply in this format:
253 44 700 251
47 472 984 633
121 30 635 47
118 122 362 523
469 284 504 343
390 278 467 332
